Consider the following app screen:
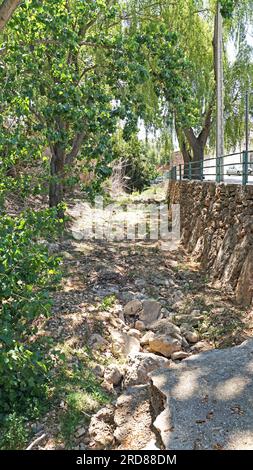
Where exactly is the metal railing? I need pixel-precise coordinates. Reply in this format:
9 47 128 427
169 151 253 186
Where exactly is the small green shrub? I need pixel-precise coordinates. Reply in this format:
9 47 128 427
0 209 62 438
0 413 29 450
101 295 116 311
0 343 51 414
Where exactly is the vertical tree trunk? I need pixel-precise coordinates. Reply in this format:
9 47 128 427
191 140 205 180
49 144 65 217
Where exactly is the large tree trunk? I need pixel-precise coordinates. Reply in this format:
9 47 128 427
49 144 65 216
0 0 20 31
175 96 214 180
48 130 86 214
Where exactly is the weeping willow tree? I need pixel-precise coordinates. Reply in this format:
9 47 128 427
126 0 253 164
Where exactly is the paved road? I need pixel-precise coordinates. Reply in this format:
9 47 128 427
204 174 253 185
163 175 253 185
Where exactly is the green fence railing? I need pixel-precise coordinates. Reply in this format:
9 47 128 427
169 151 253 186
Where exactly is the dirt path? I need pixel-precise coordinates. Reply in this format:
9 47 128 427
29 189 253 450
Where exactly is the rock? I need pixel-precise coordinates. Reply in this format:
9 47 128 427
89 334 109 351
139 300 162 326
134 279 146 288
92 364 105 378
171 300 185 311
169 290 184 305
181 337 190 348
148 335 181 358
110 330 140 357
148 319 182 339
124 300 143 317
79 443 86 450
88 405 115 449
135 320 146 331
101 380 115 393
171 351 189 361
114 385 156 449
94 405 115 423
128 328 142 339
184 330 199 344
75 427 86 439
124 352 170 387
140 331 155 346
104 365 123 386
161 307 172 318
190 340 213 352
141 319 183 358
150 339 253 450
180 323 193 333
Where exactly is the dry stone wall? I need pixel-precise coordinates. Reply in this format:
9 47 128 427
168 180 253 305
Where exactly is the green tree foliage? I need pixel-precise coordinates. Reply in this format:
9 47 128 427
138 0 253 163
0 0 189 209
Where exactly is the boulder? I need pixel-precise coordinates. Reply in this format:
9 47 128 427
124 300 143 317
104 365 123 386
135 320 146 331
180 323 199 343
148 334 181 358
88 405 115 449
148 318 182 340
139 300 162 326
110 330 140 357
128 328 142 339
89 334 109 351
124 352 170 387
184 330 199 344
114 385 156 450
171 351 189 361
140 331 155 346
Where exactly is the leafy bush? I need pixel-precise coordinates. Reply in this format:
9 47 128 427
113 135 158 193
0 209 62 418
0 413 29 450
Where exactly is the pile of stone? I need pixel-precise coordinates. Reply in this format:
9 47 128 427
86 298 204 449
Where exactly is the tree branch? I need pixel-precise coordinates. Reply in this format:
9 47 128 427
65 131 86 165
0 0 21 32
184 127 198 149
198 91 215 146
